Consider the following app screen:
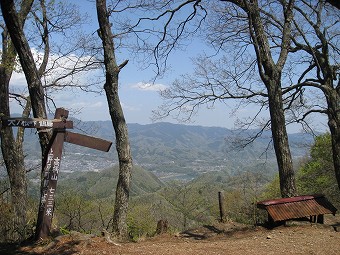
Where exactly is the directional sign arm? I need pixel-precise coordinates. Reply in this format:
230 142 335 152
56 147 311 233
1 117 73 129
64 131 112 152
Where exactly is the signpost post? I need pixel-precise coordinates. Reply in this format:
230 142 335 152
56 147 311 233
1 108 112 240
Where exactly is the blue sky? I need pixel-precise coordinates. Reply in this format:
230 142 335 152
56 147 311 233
9 0 245 129
8 0 329 133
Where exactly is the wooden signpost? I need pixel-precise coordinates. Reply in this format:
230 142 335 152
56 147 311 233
1 108 112 240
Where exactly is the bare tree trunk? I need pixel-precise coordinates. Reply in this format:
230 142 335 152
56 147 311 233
1 0 50 154
0 87 29 241
0 104 31 241
96 0 133 240
1 2 53 234
326 84 340 191
0 0 34 241
267 79 296 197
290 1 339 192
243 0 297 197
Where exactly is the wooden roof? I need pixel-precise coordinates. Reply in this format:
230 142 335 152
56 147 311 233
257 194 337 222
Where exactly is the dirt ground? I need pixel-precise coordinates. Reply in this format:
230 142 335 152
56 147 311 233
1 215 340 255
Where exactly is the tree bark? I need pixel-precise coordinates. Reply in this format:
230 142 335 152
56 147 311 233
267 78 296 197
292 2 340 193
1 0 54 240
0 85 29 241
325 82 340 191
1 0 50 153
310 4 340 192
0 0 34 241
96 0 133 240
228 0 297 197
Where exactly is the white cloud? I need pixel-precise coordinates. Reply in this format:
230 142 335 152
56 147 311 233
10 71 27 88
132 82 167 92
66 99 104 109
69 101 87 108
91 101 104 108
121 102 141 111
7 48 101 92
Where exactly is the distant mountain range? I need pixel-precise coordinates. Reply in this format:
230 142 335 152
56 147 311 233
7 121 315 181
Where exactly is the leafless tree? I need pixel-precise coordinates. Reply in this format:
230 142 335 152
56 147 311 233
143 0 297 197
107 1 335 199
160 182 212 229
0 0 34 241
288 1 340 190
1 0 50 152
216 0 297 197
96 0 133 240
0 0 103 240
19 0 103 113
151 1 339 198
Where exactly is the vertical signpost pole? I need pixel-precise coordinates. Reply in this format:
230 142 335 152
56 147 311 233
35 109 68 240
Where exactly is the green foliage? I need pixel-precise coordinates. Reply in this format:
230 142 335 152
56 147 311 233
310 134 333 165
260 174 281 200
221 190 258 224
59 226 70 235
296 133 340 208
159 181 215 230
0 202 36 242
0 180 37 242
262 133 340 212
54 189 115 234
0 199 14 242
34 165 164 239
58 165 163 199
127 203 157 241
191 169 272 225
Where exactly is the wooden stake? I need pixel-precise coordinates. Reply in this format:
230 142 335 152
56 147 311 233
218 191 225 223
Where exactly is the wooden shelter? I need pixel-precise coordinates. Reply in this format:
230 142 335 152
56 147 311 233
257 194 337 225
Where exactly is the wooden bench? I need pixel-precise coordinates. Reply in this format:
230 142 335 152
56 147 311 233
257 194 337 226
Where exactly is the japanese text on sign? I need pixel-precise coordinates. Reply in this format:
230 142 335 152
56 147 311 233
5 119 53 128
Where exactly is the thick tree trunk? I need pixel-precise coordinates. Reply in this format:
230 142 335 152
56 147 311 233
243 0 297 197
325 85 340 191
289 1 339 192
1 0 50 154
0 79 28 240
330 124 340 191
0 132 27 240
1 4 52 236
267 79 297 197
96 0 133 240
0 0 33 241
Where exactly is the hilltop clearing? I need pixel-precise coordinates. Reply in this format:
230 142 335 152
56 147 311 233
3 215 340 255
